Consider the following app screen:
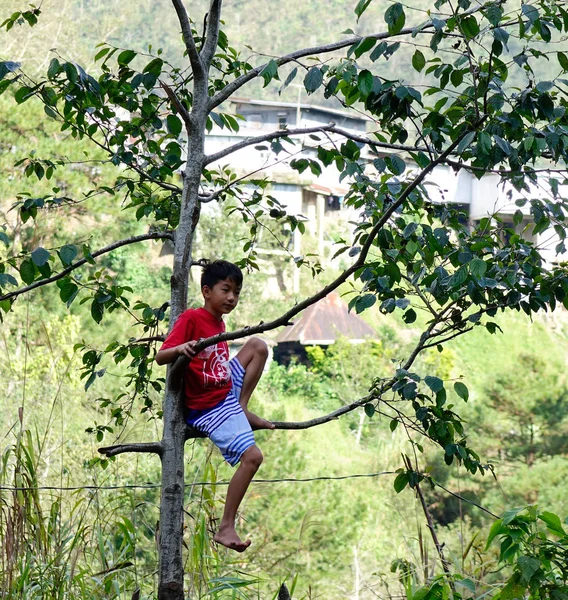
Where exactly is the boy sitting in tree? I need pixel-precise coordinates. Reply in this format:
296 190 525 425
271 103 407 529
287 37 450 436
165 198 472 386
156 260 274 552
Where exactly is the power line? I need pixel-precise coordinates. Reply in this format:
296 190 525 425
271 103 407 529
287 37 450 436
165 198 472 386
1 470 396 492
0 472 500 518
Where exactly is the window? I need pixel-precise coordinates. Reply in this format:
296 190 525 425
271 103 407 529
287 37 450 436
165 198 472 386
325 195 342 212
277 112 288 128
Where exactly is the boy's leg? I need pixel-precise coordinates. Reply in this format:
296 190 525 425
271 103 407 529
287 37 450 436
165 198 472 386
214 445 263 552
235 337 274 430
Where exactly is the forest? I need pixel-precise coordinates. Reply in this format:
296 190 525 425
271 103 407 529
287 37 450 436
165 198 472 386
1 0 568 598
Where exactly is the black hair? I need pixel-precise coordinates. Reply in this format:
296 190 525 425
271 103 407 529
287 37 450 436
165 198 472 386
201 259 243 289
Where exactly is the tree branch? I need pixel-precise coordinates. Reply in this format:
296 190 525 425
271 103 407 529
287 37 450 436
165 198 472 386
170 0 204 80
204 125 334 165
209 1 488 111
204 124 428 166
1 231 173 302
200 0 222 67
99 441 163 457
268 396 372 430
170 126 473 363
160 81 192 130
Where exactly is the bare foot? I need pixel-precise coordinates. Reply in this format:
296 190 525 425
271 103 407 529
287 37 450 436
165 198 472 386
214 525 252 552
244 409 275 430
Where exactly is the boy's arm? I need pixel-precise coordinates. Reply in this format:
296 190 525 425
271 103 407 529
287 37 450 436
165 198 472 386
155 341 198 365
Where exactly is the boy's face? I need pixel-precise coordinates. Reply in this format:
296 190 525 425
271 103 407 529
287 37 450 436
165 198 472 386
202 277 241 318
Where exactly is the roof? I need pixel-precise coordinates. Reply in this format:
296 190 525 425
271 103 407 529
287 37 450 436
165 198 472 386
275 292 377 345
230 97 370 122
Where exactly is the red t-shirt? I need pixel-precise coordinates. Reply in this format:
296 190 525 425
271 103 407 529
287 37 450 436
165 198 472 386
160 307 232 410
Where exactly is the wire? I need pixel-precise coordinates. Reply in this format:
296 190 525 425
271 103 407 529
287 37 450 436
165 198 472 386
0 471 500 518
0 470 396 492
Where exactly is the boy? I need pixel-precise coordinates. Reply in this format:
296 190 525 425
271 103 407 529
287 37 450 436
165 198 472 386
155 260 274 552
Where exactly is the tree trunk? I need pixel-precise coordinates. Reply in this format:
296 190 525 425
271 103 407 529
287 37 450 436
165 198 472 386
157 115 206 600
157 385 187 600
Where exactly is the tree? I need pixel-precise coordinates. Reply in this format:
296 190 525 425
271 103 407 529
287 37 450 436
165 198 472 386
2 0 568 597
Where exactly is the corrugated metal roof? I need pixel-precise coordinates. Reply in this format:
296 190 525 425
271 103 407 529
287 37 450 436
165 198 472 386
275 292 376 345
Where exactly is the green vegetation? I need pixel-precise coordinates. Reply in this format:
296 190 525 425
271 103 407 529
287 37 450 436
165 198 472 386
2 0 568 598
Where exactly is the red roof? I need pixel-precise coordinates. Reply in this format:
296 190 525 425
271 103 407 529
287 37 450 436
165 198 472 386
275 292 376 345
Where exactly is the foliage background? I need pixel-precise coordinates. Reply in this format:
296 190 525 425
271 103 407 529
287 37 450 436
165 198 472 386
1 0 568 598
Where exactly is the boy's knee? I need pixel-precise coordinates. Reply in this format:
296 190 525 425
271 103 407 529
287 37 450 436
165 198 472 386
241 445 263 470
250 337 268 359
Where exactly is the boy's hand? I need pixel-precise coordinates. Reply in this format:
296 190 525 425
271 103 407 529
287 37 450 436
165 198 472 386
177 340 198 359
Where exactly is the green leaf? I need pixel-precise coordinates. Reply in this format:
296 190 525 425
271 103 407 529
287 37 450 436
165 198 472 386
456 579 476 593
279 67 298 94
403 308 417 324
539 511 566 536
57 278 79 306
304 67 323 93
166 114 183 136
91 300 104 324
19 259 36 284
393 472 409 493
117 50 136 66
485 4 503 26
412 49 426 72
94 46 110 61
558 52 568 71
364 403 375 417
450 69 463 87
454 381 469 401
536 81 554 93
478 131 491 153
385 3 405 35
0 231 9 247
390 419 399 432
522 4 539 24
485 518 503 549
357 70 374 96
352 37 376 59
425 375 444 393
31 247 50 267
390 155 406 175
517 556 540 583
0 273 17 287
460 15 480 39
456 131 475 154
355 293 376 313
0 61 20 82
469 258 487 278
354 0 373 21
59 244 78 266
260 59 278 87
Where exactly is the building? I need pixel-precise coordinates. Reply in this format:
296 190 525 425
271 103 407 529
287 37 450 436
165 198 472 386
273 292 376 365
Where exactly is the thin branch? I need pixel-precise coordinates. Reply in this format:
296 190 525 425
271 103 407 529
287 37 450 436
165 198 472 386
160 81 192 130
432 479 499 518
1 231 173 302
170 0 204 80
269 396 372 430
445 159 567 175
204 124 428 166
209 1 489 110
401 274 438 318
132 335 166 343
407 456 456 592
99 441 163 457
200 0 222 67
422 326 474 350
204 125 334 165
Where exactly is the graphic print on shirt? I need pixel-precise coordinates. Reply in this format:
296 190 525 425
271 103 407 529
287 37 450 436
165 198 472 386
198 344 231 388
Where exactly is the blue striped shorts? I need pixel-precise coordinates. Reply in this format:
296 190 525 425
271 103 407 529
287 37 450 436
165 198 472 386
185 357 255 467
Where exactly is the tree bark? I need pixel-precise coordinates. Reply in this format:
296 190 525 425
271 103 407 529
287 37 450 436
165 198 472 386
157 2 215 597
